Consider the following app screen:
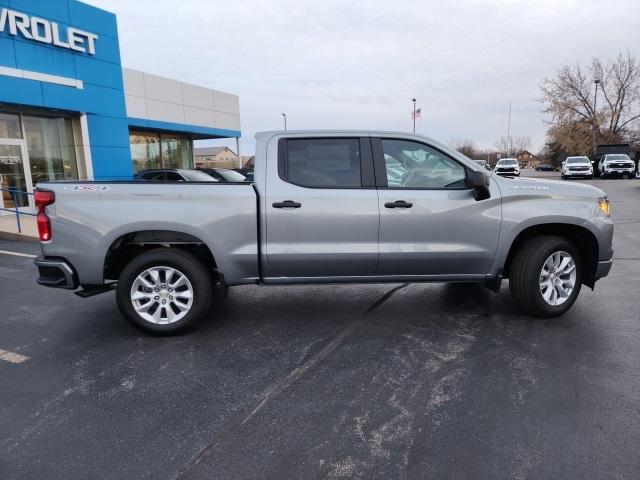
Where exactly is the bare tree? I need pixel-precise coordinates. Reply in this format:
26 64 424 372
540 52 640 153
449 138 478 158
494 134 532 157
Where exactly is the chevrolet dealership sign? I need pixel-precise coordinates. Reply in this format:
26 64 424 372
0 8 98 55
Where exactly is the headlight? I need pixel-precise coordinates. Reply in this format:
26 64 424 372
598 197 610 216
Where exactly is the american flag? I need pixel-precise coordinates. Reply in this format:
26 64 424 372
411 107 422 119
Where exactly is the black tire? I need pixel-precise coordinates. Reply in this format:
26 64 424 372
509 236 582 318
116 248 212 335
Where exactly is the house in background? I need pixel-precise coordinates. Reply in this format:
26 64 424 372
517 150 541 168
194 146 239 169
241 156 255 168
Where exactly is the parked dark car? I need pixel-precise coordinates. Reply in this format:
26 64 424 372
134 169 219 182
535 164 554 171
198 168 247 182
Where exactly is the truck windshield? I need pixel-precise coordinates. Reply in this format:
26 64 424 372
566 157 590 163
498 159 518 165
606 154 630 160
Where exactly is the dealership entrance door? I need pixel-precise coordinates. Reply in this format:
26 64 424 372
0 139 34 212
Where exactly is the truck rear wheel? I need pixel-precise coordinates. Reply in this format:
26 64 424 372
116 248 212 335
509 236 582 318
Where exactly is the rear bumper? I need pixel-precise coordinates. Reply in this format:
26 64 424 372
34 256 78 290
595 258 613 280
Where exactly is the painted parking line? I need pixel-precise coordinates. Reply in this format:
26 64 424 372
0 349 30 364
0 250 37 259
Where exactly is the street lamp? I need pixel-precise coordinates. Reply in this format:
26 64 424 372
592 79 601 156
281 113 287 130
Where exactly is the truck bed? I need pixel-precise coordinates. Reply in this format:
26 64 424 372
38 181 259 286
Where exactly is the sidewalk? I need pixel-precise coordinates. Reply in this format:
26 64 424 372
0 214 38 241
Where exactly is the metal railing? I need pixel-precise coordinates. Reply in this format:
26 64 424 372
0 188 35 234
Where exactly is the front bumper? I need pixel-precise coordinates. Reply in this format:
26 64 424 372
603 166 635 175
34 256 78 289
595 258 613 280
495 170 520 176
564 170 592 176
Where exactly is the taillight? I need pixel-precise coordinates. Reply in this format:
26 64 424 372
34 190 55 242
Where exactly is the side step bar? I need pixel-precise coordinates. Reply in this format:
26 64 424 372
74 283 117 298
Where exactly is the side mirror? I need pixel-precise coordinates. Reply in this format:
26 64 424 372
471 169 490 201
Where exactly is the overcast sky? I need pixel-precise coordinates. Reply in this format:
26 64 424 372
89 0 639 155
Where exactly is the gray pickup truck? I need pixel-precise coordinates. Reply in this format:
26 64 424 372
33 131 614 334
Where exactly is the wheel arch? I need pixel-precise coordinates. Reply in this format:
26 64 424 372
501 223 599 288
102 228 219 282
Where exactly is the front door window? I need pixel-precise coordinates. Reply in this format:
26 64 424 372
381 139 467 189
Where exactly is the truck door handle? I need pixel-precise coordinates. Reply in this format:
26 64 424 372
385 200 413 209
272 200 302 209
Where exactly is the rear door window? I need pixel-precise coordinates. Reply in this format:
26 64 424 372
283 138 362 188
141 172 164 181
165 172 184 181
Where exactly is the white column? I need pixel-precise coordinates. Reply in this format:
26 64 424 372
80 114 94 180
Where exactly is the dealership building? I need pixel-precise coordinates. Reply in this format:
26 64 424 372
0 0 241 211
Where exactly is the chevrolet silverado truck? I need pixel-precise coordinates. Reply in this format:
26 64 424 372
33 131 614 334
597 153 636 179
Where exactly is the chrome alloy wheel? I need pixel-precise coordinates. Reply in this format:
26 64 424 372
539 251 576 306
130 266 194 324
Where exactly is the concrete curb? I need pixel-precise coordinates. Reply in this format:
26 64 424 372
0 231 39 242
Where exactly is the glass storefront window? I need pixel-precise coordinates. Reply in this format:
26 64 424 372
130 132 161 172
130 131 192 173
0 112 22 139
161 134 192 169
23 116 78 184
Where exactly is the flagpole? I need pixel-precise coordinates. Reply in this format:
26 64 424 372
412 98 416 133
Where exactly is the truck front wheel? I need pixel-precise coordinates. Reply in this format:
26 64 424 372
509 236 582 317
116 248 212 335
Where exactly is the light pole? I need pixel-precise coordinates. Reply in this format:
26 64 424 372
592 79 601 156
281 113 287 130
507 99 512 157
412 98 416 133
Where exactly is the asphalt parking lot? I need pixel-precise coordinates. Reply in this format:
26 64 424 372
1 171 639 480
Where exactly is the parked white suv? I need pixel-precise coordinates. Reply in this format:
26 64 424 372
561 156 593 179
494 158 520 176
598 154 635 178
